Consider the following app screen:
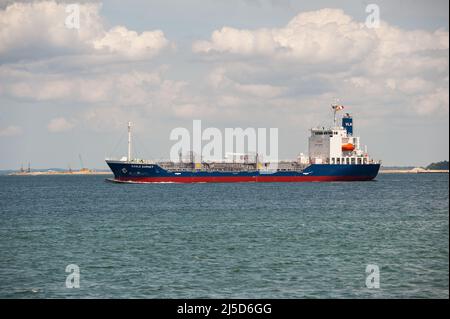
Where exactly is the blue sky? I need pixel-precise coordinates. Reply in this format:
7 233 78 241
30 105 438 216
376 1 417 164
0 0 448 169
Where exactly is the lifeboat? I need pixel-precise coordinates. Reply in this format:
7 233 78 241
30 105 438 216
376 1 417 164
342 143 355 152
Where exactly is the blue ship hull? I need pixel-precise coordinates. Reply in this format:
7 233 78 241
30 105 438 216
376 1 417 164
106 161 380 183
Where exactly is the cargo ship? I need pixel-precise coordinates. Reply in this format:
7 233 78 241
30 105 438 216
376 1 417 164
106 105 380 183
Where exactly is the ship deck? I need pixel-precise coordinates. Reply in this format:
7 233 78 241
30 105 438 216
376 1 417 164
156 161 309 173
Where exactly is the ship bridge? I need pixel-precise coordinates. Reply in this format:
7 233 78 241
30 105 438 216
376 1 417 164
308 112 373 165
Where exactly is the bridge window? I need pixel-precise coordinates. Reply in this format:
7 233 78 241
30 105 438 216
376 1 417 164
351 158 356 165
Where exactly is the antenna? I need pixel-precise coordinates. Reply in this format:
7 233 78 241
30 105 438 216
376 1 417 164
127 122 132 162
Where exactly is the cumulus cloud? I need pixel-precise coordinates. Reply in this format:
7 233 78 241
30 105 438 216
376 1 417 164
193 9 378 63
0 125 22 136
0 5 448 129
0 1 171 62
193 9 448 66
93 27 169 59
47 117 75 132
194 8 449 118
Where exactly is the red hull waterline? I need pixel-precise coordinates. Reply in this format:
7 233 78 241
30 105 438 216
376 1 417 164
109 175 376 184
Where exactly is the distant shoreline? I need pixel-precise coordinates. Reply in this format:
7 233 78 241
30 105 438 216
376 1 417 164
379 169 449 174
8 170 112 176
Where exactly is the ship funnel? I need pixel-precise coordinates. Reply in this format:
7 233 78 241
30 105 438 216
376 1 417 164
342 113 353 136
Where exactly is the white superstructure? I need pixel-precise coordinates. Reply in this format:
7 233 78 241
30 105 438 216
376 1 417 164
307 108 373 165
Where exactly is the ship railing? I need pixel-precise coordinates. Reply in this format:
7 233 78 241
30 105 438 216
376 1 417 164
105 158 156 164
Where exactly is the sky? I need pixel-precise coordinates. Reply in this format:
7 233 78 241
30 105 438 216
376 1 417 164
0 0 448 169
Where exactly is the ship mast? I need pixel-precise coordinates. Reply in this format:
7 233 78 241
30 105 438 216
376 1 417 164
333 107 337 127
332 98 340 127
331 99 344 127
127 121 132 162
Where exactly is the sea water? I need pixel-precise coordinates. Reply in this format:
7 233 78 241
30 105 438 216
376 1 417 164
0 173 448 298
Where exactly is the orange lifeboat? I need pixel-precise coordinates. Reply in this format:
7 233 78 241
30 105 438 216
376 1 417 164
342 143 355 152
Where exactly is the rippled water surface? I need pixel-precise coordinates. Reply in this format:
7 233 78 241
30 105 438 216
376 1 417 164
0 173 448 298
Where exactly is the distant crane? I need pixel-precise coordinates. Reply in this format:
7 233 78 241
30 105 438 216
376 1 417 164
78 154 88 172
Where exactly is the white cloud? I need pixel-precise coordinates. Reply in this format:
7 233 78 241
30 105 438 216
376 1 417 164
47 117 75 132
374 24 449 57
194 8 449 118
194 9 448 65
193 9 378 64
0 1 171 62
93 26 169 59
0 65 183 104
0 5 447 137
0 125 22 136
